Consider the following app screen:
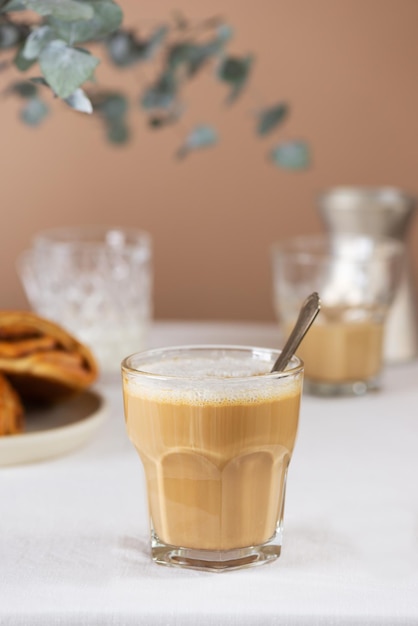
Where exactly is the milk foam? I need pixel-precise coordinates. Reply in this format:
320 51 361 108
138 356 272 378
124 356 301 404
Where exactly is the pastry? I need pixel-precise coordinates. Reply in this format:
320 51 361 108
0 310 98 402
0 372 24 435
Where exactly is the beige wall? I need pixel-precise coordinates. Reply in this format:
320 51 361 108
1 0 418 320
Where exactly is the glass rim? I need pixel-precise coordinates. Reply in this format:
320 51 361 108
31 225 152 249
271 233 404 264
121 344 304 381
317 186 416 210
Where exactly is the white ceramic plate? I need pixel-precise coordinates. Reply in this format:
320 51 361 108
0 390 107 466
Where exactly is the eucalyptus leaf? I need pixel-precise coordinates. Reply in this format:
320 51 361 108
218 54 253 102
146 25 168 57
106 120 128 143
270 140 310 170
167 42 193 71
217 23 233 43
20 96 49 125
187 35 228 75
30 75 48 85
105 25 166 67
218 55 250 82
187 45 210 76
11 79 37 97
39 40 99 98
198 37 224 60
141 72 177 110
0 23 21 48
192 24 233 68
167 39 223 78
22 25 55 59
23 0 93 21
105 30 129 65
105 30 146 67
14 45 37 70
48 0 122 44
177 124 218 158
95 93 127 120
187 124 217 148
148 105 182 129
64 88 92 113
148 115 168 129
257 102 288 136
0 0 25 12
91 92 129 143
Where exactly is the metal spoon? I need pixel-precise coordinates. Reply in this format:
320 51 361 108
271 292 321 373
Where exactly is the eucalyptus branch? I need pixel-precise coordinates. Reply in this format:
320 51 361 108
0 0 310 167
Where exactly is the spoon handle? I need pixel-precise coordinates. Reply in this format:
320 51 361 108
271 292 321 373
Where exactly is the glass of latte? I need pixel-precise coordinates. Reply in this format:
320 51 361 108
272 234 403 396
122 345 304 571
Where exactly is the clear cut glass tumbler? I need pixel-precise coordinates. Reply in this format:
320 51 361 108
17 226 152 373
122 345 304 572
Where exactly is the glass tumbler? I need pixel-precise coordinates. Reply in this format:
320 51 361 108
17 226 152 373
122 345 304 572
271 234 403 396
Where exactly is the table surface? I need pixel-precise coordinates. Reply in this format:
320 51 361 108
1 321 418 626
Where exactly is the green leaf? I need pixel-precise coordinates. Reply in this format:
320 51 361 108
189 24 233 73
167 39 224 75
11 80 38 97
30 75 48 85
217 54 253 103
218 55 250 82
141 72 177 110
94 93 127 120
105 31 145 66
216 23 233 43
39 40 99 98
167 42 194 71
165 28 230 79
177 124 218 158
186 125 218 148
90 92 129 143
0 0 25 12
148 115 169 129
20 97 49 125
21 25 55 59
257 102 288 136
14 45 37 70
64 88 92 113
23 0 93 21
106 120 129 143
48 0 122 44
270 140 310 170
0 23 21 48
145 25 167 59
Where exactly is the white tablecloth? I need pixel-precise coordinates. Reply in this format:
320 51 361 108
1 321 418 625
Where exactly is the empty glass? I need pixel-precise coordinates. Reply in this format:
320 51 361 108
17 226 152 373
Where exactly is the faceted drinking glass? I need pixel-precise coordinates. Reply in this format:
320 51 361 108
122 345 304 572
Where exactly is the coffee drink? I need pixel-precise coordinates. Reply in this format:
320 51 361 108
288 306 384 384
122 348 303 561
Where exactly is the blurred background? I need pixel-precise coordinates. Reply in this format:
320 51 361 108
1 0 417 321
